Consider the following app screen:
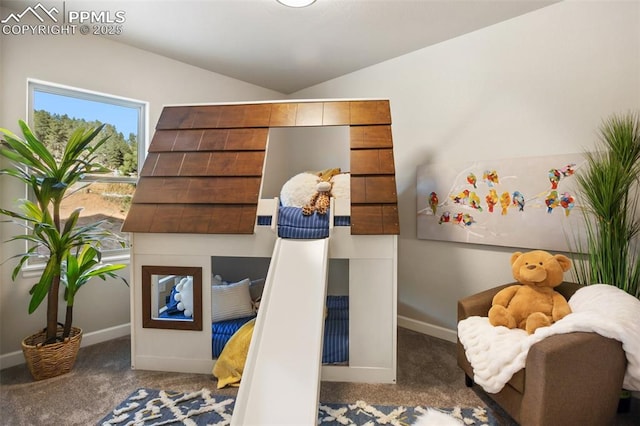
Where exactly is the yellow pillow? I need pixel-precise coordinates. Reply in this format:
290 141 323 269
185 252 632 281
212 318 256 389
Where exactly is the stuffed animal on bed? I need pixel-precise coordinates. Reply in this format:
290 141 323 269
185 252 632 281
280 168 349 211
488 250 572 334
302 168 341 216
302 180 332 215
174 276 194 318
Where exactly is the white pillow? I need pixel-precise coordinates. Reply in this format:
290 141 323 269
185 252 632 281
330 173 350 199
211 278 254 322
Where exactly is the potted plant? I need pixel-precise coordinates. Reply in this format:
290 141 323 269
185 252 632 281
0 120 127 380
571 111 640 298
571 111 640 413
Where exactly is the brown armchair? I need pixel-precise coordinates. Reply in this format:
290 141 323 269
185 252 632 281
457 282 627 426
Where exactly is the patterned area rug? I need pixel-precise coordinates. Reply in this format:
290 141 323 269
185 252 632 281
99 388 496 425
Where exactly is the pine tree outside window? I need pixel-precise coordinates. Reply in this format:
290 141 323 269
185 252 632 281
25 79 147 267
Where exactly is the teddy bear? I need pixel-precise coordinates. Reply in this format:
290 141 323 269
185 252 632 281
488 250 572 334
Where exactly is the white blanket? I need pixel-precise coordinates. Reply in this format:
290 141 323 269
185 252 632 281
457 284 640 394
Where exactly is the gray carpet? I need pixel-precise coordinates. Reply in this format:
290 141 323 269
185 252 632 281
0 327 637 425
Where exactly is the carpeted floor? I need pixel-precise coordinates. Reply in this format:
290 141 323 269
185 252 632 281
1 327 638 425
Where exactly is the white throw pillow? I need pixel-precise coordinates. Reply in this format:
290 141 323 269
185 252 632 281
280 172 319 207
211 278 254 322
330 172 350 199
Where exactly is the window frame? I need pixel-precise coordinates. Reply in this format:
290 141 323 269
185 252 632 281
22 78 148 272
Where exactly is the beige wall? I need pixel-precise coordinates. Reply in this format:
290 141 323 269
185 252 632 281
0 24 281 365
292 1 640 338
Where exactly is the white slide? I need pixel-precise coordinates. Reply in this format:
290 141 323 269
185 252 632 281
232 237 330 426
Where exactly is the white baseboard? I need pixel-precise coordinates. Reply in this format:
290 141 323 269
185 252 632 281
398 315 457 343
0 323 131 370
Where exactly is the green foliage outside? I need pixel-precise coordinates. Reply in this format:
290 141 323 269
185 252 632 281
33 110 138 177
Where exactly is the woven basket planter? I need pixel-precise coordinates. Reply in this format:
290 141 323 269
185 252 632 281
21 326 82 381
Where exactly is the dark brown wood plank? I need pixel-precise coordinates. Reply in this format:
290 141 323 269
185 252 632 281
350 176 398 203
171 130 203 151
350 204 399 235
216 104 272 128
206 152 265 176
225 128 269 150
350 149 396 175
323 102 351 125
124 205 258 234
149 130 178 152
350 204 383 235
381 204 400 234
148 205 185 233
146 152 263 177
207 205 257 234
190 106 223 128
217 104 249 128
121 204 158 232
243 104 272 127
156 107 195 129
350 100 391 125
150 130 204 152
185 177 261 204
199 129 230 151
178 205 217 234
139 153 159 177
153 153 184 176
132 178 192 204
180 152 211 176
295 102 323 126
350 125 393 149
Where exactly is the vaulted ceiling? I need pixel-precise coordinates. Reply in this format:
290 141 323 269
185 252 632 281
2 0 559 93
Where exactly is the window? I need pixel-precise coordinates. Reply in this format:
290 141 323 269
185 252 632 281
27 79 147 263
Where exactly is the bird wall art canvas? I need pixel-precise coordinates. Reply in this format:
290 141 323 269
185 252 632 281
416 153 587 251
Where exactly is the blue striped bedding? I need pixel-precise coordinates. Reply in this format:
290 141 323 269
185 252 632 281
256 206 351 237
277 206 330 239
323 295 349 364
210 295 349 364
211 315 257 358
257 215 351 227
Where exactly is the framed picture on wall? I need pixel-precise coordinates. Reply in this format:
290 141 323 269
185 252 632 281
416 153 588 252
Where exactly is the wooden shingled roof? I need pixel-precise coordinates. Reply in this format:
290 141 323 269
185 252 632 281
121 100 399 235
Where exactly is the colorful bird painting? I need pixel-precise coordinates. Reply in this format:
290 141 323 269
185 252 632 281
559 163 576 177
461 213 475 226
560 192 575 216
466 173 477 188
486 189 498 213
512 191 525 211
429 192 439 215
483 170 500 187
500 191 511 215
545 191 560 213
549 169 561 189
439 211 451 224
451 189 470 204
469 192 483 212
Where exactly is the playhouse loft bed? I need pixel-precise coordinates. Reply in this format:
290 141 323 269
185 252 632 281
121 99 399 423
